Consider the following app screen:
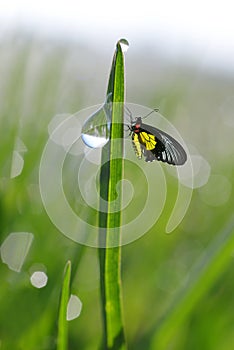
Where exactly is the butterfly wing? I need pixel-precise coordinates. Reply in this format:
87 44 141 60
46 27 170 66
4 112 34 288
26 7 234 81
137 123 187 165
132 133 143 159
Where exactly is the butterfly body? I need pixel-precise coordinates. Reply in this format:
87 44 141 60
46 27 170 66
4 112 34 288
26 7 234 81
130 117 187 165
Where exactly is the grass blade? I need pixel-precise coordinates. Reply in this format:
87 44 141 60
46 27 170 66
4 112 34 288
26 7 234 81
99 40 127 349
57 260 71 350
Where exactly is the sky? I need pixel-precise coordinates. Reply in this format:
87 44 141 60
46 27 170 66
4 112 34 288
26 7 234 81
1 0 234 72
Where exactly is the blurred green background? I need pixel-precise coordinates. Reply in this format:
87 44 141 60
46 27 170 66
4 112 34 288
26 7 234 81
0 24 234 350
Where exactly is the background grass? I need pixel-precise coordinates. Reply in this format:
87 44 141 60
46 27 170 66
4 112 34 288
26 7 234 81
0 31 234 350
57 260 71 350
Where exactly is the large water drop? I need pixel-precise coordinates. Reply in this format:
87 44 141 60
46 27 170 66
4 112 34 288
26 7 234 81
81 95 112 148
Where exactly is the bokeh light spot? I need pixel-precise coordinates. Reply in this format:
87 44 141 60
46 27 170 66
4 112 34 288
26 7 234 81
30 271 48 288
10 151 24 178
15 137 27 153
66 295 82 321
0 232 34 272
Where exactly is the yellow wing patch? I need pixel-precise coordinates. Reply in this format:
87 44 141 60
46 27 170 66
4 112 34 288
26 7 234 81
139 132 157 150
132 133 142 159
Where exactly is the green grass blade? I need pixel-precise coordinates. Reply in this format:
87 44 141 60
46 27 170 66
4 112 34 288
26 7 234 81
57 260 71 350
99 40 127 350
150 216 234 349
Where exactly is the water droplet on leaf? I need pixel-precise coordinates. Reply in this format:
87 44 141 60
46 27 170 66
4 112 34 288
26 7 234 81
119 38 129 52
81 95 112 148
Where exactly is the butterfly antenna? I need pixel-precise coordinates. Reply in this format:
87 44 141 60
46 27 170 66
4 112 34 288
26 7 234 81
124 104 133 123
141 108 159 120
123 124 130 132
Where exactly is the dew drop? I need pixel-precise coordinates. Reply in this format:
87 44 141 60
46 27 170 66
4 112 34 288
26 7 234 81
81 95 112 148
30 271 48 288
81 134 108 148
119 38 129 52
0 232 34 272
10 151 24 178
66 295 82 321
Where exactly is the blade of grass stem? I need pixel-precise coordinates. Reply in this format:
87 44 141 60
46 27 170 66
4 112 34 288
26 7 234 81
57 260 71 350
99 40 127 350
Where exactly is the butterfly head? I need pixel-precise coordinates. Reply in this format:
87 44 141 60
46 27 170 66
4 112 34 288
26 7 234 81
131 117 142 133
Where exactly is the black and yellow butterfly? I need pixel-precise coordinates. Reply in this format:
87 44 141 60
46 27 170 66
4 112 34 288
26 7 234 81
129 110 187 165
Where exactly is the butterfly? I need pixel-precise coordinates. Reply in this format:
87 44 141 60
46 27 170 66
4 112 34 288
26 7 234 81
129 110 187 165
